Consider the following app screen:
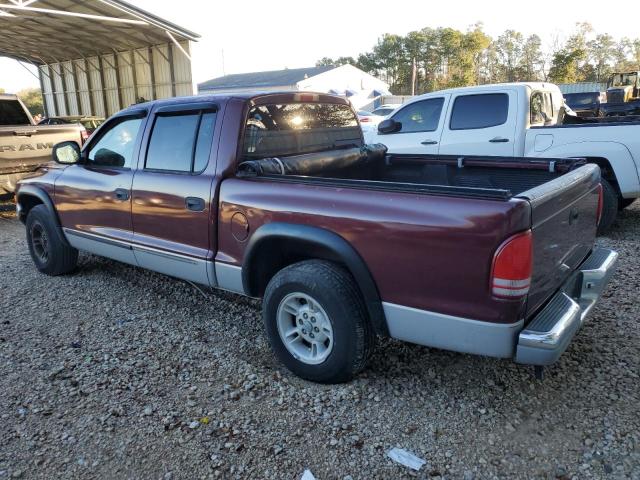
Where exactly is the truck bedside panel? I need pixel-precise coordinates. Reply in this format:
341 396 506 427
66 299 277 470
217 177 532 324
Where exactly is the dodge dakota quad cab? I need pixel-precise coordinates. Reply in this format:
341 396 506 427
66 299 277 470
0 94 87 197
366 82 640 232
16 92 617 383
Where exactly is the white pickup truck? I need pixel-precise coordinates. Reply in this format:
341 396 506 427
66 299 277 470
366 82 640 232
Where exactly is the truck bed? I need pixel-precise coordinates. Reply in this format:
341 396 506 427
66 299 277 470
234 149 600 326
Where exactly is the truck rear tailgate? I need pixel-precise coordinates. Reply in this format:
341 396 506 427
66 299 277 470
518 164 601 319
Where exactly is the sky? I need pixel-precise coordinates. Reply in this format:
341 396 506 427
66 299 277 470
1 0 637 93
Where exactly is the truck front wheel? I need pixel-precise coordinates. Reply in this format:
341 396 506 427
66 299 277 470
262 260 375 383
26 205 78 275
598 178 619 235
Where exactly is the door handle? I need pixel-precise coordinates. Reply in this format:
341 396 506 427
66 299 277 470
185 197 205 212
489 137 510 143
114 188 130 201
421 140 438 145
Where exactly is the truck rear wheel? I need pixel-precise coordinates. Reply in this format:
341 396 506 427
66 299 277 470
262 260 375 383
597 179 618 235
26 205 78 276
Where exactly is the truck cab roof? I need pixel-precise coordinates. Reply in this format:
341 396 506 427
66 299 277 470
119 91 352 116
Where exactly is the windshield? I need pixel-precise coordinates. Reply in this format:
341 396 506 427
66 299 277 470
610 73 637 87
242 102 361 160
564 93 600 107
0 99 31 126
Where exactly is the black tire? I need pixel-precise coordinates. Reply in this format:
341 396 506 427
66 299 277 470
263 260 375 384
26 204 78 275
597 178 619 235
619 198 636 210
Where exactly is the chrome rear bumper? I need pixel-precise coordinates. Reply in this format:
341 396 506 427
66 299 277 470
515 247 618 366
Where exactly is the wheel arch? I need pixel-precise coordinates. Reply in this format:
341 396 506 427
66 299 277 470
16 185 69 246
542 141 639 199
242 222 389 336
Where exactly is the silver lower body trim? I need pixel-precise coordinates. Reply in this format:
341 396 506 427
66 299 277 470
383 302 523 358
214 262 244 294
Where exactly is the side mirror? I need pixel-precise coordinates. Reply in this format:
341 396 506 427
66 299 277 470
377 118 401 134
52 141 81 165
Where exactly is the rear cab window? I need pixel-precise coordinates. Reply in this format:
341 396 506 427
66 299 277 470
0 100 31 126
242 102 361 161
530 91 554 125
449 93 509 130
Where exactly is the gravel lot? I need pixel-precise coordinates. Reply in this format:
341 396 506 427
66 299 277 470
1 203 639 480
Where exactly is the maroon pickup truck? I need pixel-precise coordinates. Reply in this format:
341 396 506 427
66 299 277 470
15 92 617 383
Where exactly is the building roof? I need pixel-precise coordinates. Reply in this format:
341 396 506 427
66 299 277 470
198 66 336 91
0 0 200 64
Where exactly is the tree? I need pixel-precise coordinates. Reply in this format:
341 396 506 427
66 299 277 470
17 88 44 116
521 35 545 81
0 88 5 94
587 34 617 81
494 30 525 82
314 21 640 94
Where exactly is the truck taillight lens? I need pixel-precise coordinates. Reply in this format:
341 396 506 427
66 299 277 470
491 230 532 299
81 129 89 143
596 184 604 226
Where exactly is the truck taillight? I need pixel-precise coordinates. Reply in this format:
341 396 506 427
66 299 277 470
81 128 89 143
596 184 604 226
491 230 533 299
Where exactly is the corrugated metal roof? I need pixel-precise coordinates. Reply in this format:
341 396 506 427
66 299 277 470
198 66 336 91
0 0 200 64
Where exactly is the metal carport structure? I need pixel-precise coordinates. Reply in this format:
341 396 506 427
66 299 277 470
0 0 199 117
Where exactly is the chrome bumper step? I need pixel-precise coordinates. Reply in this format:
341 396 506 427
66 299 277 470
515 247 618 366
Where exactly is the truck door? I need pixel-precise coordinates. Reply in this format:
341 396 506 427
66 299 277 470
130 103 218 286
438 91 517 156
54 111 147 266
373 96 449 154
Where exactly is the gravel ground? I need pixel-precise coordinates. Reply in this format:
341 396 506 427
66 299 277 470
1 203 639 480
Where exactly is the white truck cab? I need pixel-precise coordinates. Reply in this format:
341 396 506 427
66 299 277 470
368 82 640 231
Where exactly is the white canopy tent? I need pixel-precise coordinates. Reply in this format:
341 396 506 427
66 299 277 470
0 0 199 117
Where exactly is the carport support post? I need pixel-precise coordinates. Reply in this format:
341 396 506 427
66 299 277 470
167 43 176 97
129 50 139 102
96 56 109 117
38 66 49 118
70 62 82 116
45 64 60 117
113 52 123 111
83 57 96 116
148 46 157 100
58 64 70 116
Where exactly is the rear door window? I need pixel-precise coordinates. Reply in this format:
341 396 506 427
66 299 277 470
449 94 509 130
391 98 444 133
242 102 360 160
146 111 217 173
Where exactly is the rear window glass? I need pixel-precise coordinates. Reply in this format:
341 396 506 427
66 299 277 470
242 103 361 160
450 94 509 130
0 100 31 126
146 111 216 173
